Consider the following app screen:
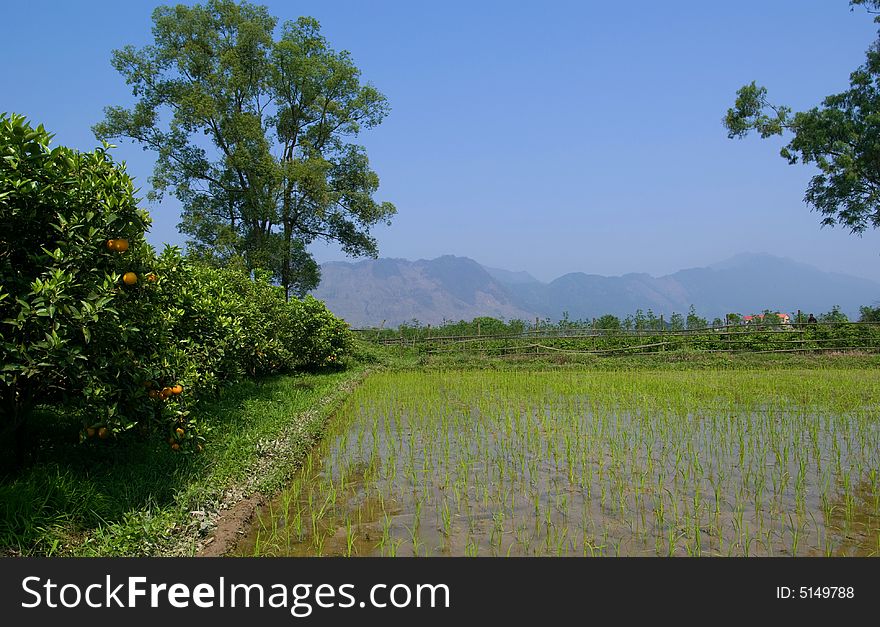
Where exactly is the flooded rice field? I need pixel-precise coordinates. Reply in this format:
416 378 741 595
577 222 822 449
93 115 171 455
237 369 880 556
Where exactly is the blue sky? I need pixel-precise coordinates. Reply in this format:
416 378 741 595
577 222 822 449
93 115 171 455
3 0 880 282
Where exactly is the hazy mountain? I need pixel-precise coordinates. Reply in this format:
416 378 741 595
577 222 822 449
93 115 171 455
482 266 541 286
310 253 880 327
312 256 535 327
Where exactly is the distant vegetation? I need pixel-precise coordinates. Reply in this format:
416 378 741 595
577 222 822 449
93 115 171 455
357 303 871 339
354 308 880 359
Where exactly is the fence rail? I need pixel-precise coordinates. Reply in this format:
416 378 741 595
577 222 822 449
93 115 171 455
352 321 880 358
353 321 880 345
496 345 880 359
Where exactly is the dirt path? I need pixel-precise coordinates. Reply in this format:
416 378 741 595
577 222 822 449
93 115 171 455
196 494 265 557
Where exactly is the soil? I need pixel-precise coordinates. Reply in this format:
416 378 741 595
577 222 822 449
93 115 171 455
197 494 265 557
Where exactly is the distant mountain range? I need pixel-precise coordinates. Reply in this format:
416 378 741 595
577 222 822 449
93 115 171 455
309 253 880 327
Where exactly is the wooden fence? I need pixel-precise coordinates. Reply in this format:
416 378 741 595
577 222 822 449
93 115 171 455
351 322 880 357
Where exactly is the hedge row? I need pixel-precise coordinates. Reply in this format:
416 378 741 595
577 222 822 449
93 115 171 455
0 113 350 455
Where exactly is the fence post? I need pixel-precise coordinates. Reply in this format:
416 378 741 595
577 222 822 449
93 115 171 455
535 317 540 355
660 314 666 352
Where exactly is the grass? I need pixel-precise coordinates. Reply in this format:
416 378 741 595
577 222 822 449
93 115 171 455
0 366 365 556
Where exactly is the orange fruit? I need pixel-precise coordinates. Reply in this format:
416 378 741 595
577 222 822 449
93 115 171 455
171 443 180 451
148 389 159 399
159 387 172 400
97 427 109 439
122 272 138 285
86 427 96 438
114 239 129 252
171 384 183 395
175 427 185 436
107 239 117 251
146 272 158 283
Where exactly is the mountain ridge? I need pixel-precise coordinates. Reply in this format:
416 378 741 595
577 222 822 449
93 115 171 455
310 253 880 327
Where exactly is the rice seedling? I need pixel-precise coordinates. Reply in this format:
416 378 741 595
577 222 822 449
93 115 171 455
237 368 880 557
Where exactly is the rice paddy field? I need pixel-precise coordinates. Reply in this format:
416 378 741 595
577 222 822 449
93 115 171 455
237 369 880 557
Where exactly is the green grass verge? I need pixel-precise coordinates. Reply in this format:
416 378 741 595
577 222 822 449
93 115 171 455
0 366 366 556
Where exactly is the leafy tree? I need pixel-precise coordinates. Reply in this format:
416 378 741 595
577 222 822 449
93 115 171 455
724 1 880 234
1 113 354 468
471 317 509 335
644 309 660 331
818 305 849 323
669 312 685 331
0 113 152 463
759 310 783 327
594 314 622 331
93 0 395 299
686 305 708 330
858 304 880 321
851 1 880 18
632 309 646 331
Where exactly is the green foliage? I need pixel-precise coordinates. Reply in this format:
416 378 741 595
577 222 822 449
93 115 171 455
357 312 880 361
858 304 880 321
1 114 352 463
755 310 783 327
0 368 360 556
288 296 352 368
725 4 880 233
686 305 708 330
0 112 152 447
594 314 622 331
851 1 880 20
371 317 527 341
818 305 849 323
669 312 685 331
94 0 395 299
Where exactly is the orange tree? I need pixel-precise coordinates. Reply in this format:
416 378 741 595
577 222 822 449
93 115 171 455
0 113 160 460
1 114 353 465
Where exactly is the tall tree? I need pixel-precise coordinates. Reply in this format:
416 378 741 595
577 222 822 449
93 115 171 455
723 1 880 235
94 0 395 298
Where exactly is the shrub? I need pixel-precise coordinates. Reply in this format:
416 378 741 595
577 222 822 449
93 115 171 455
859 305 880 323
288 296 352 368
0 114 352 464
0 113 155 458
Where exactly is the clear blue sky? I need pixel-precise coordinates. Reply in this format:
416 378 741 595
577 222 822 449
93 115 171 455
4 0 880 282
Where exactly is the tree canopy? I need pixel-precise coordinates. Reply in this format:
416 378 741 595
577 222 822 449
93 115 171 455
94 0 395 298
724 1 880 235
